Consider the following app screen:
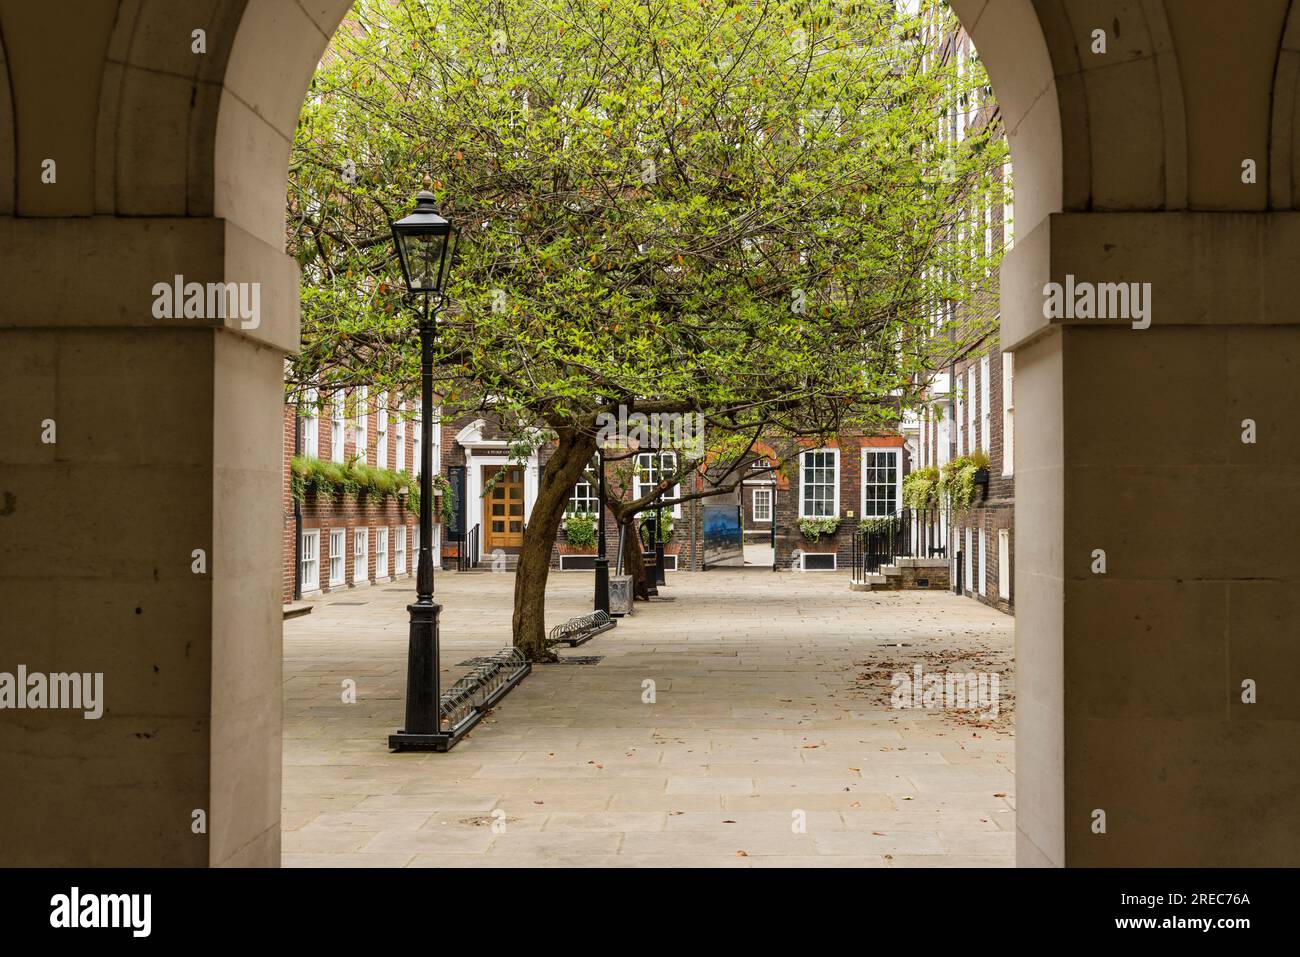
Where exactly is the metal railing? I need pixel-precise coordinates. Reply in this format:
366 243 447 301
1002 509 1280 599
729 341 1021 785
850 508 946 580
457 523 480 572
439 647 530 738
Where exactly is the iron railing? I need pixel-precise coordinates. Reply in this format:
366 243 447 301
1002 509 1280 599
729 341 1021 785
850 508 946 580
439 647 530 738
457 523 480 572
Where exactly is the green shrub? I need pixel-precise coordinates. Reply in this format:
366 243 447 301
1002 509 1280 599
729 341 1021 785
563 511 598 548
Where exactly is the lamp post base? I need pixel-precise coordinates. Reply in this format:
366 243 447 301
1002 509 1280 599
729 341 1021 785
388 730 456 752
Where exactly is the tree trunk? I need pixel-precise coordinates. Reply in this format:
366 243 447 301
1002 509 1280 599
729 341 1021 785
621 518 651 600
512 428 596 661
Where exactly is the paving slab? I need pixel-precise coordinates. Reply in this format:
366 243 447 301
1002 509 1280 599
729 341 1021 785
284 568 1014 866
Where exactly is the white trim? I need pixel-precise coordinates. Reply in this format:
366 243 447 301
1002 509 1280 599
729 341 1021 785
355 386 368 465
374 526 389 582
300 529 320 593
967 367 977 454
395 525 407 576
1001 350 1015 476
302 389 319 459
980 355 991 455
466 453 537 561
558 552 679 572
330 393 345 463
978 527 987 597
375 393 389 470
798 447 840 519
964 527 973 594
328 528 345 586
395 401 406 473
634 451 681 519
432 403 442 476
799 551 838 572
859 447 903 518
352 526 369 585
998 527 1011 600
752 487 772 523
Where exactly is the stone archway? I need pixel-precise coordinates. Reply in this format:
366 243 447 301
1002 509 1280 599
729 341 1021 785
2 0 1298 867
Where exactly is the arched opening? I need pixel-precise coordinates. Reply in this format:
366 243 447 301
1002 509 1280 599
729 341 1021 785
13 0 1299 870
227 0 1065 868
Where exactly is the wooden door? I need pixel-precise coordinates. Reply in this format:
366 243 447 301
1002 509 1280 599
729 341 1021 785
484 465 525 550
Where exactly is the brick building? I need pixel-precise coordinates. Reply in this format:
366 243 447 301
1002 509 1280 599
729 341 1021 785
282 387 437 603
908 15 1015 614
549 433 908 574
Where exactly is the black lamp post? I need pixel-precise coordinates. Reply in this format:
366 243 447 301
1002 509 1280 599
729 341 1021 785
388 189 455 752
594 447 609 614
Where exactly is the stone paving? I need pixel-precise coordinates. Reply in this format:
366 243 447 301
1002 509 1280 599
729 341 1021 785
282 567 1016 867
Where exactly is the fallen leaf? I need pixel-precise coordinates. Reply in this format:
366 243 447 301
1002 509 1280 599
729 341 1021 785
736 850 748 857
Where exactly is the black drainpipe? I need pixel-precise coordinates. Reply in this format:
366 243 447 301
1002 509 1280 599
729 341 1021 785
292 398 303 602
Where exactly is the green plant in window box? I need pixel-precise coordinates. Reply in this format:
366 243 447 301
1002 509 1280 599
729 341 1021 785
937 452 990 513
562 511 598 548
798 517 840 541
857 515 903 535
902 466 940 511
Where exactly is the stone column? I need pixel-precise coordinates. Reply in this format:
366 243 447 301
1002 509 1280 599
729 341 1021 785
1004 211 1300 866
0 216 297 866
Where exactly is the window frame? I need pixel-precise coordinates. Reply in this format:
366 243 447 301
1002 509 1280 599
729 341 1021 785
998 527 1011 600
1002 350 1015 476
375 526 389 580
859 447 903 519
567 465 600 515
300 529 320 592
302 389 319 459
634 452 682 518
798 448 840 519
352 527 368 584
375 392 388 469
395 525 407 575
355 386 368 465
330 392 345 463
328 528 345 586
981 355 991 454
395 402 406 473
752 486 772 523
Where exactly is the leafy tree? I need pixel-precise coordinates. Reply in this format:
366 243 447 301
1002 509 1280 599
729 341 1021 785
287 0 1006 659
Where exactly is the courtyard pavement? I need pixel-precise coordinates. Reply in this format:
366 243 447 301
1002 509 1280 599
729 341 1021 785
283 568 1015 867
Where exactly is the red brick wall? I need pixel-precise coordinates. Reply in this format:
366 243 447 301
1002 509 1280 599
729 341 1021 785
772 435 907 569
282 390 427 603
